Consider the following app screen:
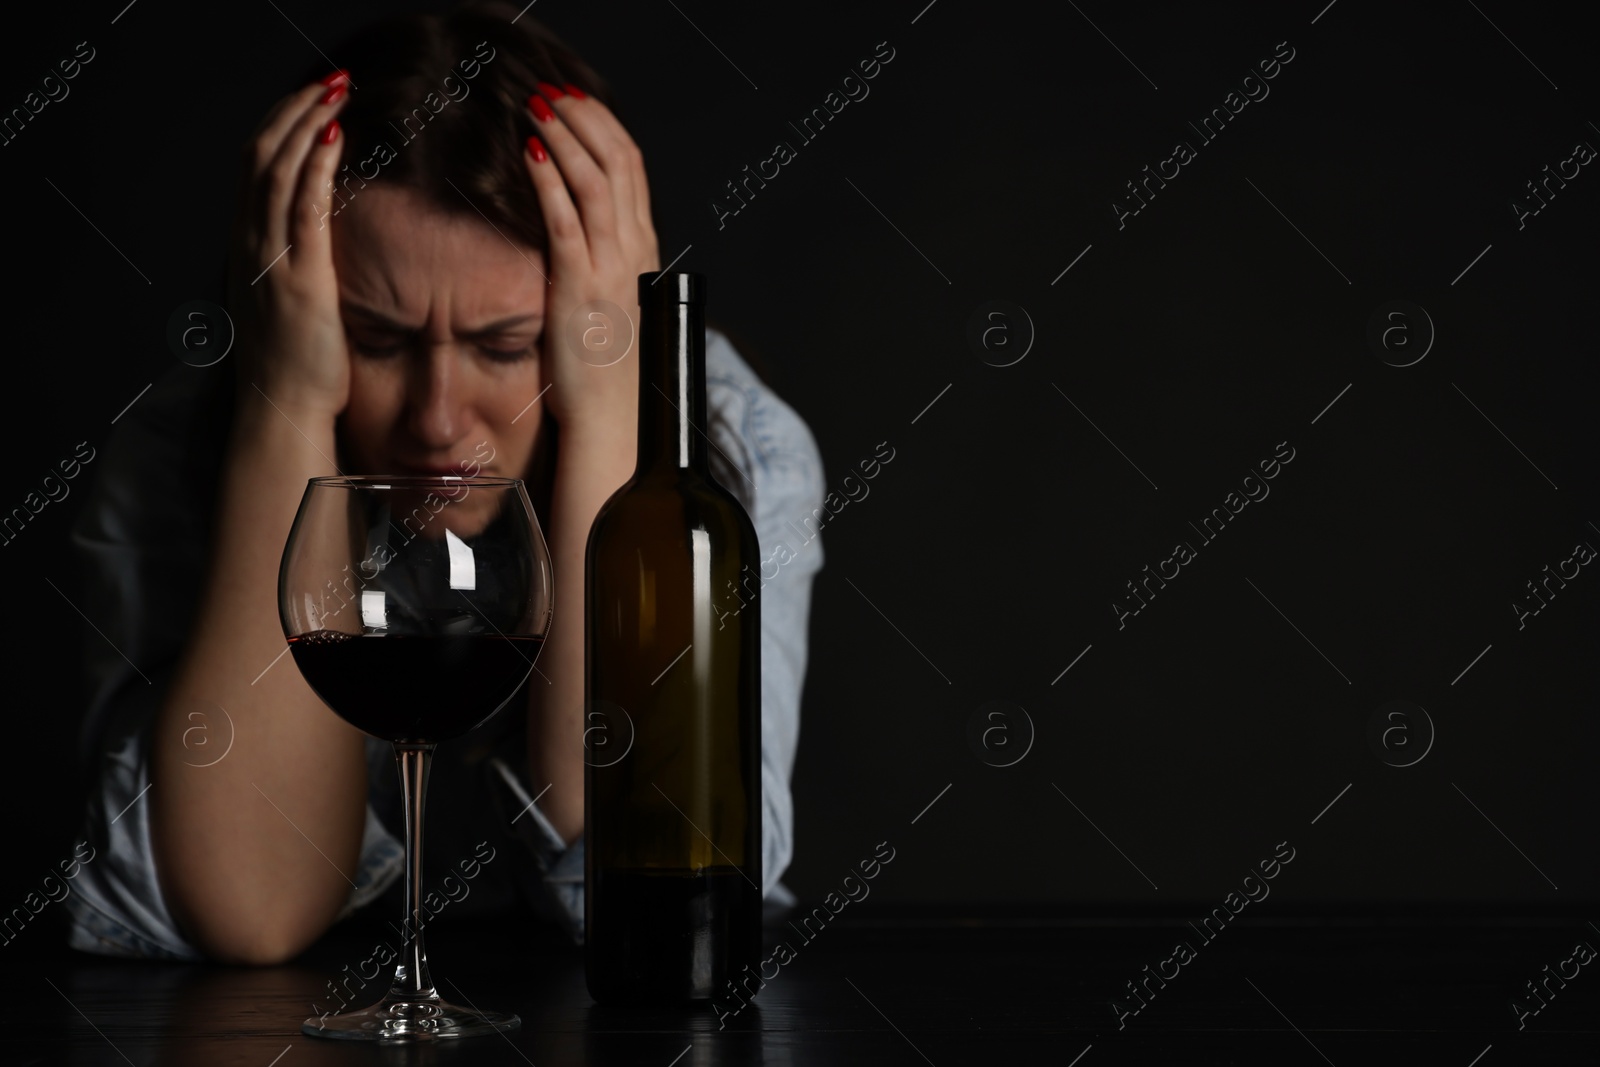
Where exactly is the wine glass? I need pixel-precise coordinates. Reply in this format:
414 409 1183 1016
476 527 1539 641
279 475 552 1041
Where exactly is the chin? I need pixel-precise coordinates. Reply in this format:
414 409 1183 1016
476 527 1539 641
387 482 506 545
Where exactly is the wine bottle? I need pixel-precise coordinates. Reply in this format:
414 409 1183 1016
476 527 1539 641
584 271 762 1003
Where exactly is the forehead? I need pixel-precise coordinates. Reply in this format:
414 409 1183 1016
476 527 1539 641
331 183 546 322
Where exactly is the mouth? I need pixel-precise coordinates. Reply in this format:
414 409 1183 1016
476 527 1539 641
391 461 493 501
394 461 488 478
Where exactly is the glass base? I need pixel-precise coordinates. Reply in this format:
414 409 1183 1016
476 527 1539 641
303 994 520 1041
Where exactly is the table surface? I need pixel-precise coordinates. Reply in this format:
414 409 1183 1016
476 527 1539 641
9 905 1600 1065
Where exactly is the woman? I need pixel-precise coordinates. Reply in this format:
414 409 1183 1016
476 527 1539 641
64 1 824 964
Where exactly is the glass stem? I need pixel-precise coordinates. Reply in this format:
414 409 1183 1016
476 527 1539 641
390 743 438 1001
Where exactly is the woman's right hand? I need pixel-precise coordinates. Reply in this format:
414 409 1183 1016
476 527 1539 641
158 75 370 967
228 72 353 420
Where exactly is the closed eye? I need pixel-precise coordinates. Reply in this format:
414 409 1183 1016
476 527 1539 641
342 320 540 362
347 327 412 358
476 337 539 362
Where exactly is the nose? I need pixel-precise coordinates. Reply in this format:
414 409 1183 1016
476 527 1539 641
406 344 465 449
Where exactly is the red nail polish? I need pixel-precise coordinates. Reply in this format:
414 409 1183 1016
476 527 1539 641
527 95 555 122
526 135 548 162
320 81 347 105
563 83 586 100
320 119 340 145
320 69 350 87
536 81 565 99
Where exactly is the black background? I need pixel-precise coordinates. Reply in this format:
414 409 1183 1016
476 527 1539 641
1 0 1595 928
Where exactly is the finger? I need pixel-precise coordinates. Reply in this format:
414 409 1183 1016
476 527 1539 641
523 134 588 280
245 71 348 180
554 85 654 238
632 143 654 240
261 81 351 262
289 116 347 272
629 148 657 267
536 84 638 246
236 73 347 244
526 93 619 253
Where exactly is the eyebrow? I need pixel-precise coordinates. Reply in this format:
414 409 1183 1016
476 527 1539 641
340 302 543 337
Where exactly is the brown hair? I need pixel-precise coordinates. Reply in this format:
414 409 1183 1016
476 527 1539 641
326 0 613 258
313 0 777 394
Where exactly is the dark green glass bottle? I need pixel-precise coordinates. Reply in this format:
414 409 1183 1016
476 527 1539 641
584 271 762 1003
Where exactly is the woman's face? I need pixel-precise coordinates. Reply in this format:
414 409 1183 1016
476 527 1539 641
331 183 548 492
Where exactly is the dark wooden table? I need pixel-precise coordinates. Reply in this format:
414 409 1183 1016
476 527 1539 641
9 906 1599 1064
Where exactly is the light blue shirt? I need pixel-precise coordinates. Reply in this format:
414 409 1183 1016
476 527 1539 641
62 328 825 959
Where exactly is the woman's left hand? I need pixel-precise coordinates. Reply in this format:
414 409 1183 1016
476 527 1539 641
522 83 660 438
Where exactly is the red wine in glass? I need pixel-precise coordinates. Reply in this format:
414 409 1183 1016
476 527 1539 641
288 631 543 744
279 474 552 1041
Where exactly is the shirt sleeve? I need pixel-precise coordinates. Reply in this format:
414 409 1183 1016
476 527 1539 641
483 329 825 943
484 754 587 943
705 328 826 907
62 365 404 960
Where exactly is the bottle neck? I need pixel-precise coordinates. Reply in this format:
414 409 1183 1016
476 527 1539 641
635 297 709 474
